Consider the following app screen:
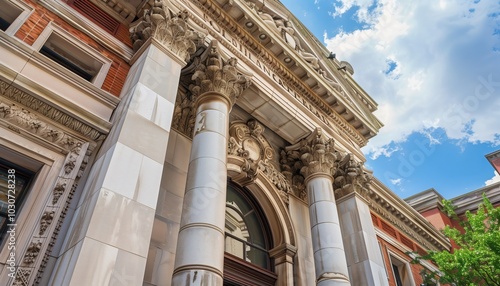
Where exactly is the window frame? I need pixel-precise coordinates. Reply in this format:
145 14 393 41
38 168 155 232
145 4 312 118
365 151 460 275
32 21 112 88
387 250 416 286
0 0 33 36
224 183 276 286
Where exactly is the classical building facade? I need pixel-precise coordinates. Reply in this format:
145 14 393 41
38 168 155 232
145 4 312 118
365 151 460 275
0 0 453 285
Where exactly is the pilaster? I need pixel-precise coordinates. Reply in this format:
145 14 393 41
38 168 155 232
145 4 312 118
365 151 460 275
334 155 388 286
269 243 297 285
49 5 203 285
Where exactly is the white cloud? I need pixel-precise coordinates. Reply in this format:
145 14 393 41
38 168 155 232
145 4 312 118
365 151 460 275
324 0 500 156
390 178 402 186
485 171 500 186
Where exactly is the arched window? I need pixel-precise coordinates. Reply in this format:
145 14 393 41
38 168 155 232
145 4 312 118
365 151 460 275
224 183 276 285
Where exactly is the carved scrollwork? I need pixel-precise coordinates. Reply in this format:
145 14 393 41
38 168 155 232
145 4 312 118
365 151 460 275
228 120 292 202
0 81 104 141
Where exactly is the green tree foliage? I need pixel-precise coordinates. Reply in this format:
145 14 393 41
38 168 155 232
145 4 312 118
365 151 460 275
412 194 500 286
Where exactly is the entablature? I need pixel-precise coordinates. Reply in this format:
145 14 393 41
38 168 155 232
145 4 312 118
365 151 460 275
210 0 383 142
368 179 451 252
158 0 382 148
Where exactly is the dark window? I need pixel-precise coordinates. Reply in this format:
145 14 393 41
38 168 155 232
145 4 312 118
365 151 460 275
0 158 35 245
39 32 102 82
392 263 403 286
0 0 23 31
225 184 271 269
40 45 93 81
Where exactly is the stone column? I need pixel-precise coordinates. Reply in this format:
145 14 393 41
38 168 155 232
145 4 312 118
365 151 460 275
334 156 389 286
283 128 351 286
49 8 203 285
171 40 251 285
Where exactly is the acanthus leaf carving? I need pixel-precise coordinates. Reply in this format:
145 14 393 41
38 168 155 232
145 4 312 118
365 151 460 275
0 81 104 141
171 90 195 138
130 0 205 62
282 128 339 179
188 40 252 106
333 153 373 198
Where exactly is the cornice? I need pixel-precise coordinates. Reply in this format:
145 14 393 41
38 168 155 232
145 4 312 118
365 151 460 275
450 181 500 215
186 0 369 147
404 188 445 213
369 178 450 252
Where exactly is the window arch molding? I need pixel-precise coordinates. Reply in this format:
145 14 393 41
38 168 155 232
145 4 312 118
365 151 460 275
226 159 297 286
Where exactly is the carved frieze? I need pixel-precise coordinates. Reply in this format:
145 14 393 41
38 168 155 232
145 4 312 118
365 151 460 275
23 242 42 265
130 1 205 62
0 80 104 141
39 211 55 236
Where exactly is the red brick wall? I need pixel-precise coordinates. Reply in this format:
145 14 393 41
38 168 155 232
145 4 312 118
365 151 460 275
378 236 426 286
372 211 433 286
14 0 130 97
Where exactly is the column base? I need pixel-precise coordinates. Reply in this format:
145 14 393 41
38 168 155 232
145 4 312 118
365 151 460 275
317 272 351 286
318 281 351 286
172 269 223 286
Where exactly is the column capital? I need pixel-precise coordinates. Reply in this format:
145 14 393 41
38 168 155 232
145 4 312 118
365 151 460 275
188 40 252 108
130 4 205 63
333 153 373 199
282 128 340 182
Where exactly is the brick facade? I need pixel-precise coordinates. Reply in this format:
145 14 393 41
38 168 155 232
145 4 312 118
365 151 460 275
14 0 130 97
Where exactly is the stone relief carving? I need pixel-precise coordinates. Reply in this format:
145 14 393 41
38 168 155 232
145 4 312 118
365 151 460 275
172 90 195 138
188 40 252 106
52 183 66 205
0 80 104 141
281 128 340 200
39 211 55 236
12 268 30 286
282 128 339 178
23 242 42 265
333 153 373 198
0 82 94 285
227 120 292 203
130 0 205 61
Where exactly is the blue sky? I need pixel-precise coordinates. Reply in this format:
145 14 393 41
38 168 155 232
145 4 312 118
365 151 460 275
279 0 500 199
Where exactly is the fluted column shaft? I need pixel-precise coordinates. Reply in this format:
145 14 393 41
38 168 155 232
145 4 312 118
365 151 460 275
306 173 351 286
